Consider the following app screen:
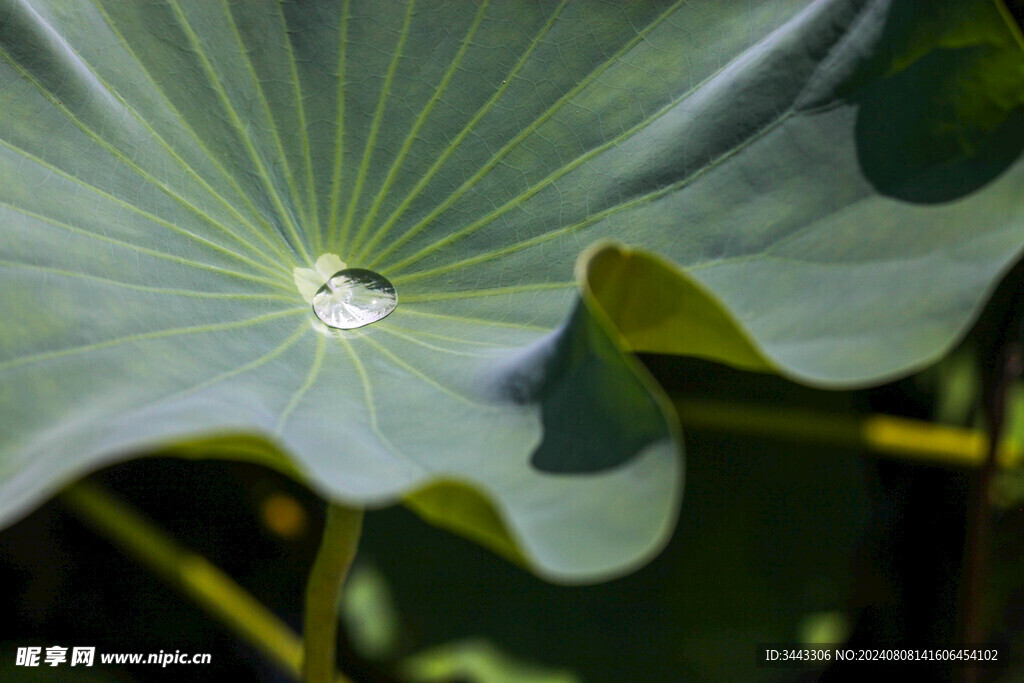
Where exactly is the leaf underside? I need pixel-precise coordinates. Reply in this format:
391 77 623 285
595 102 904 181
0 0 1022 580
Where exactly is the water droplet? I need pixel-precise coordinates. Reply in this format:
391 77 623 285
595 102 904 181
312 268 397 330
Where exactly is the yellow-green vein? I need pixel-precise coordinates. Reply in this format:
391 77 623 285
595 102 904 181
0 200 292 291
375 324 499 358
326 0 352 251
337 335 406 461
92 0 300 264
356 0 573 264
0 258 295 301
364 0 684 267
335 0 417 255
354 0 569 262
398 307 549 332
347 0 490 258
390 111 794 283
125 323 309 419
166 0 313 266
0 307 308 373
373 25 782 273
273 0 321 252
276 332 325 434
378 321 507 347
20 0 292 269
0 43 290 276
397 282 574 302
223 0 311 231
360 333 480 406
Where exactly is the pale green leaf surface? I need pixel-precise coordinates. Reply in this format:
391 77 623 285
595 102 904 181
1 0 1022 580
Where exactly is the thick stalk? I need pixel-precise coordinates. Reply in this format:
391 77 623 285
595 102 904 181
303 503 364 683
61 480 304 677
675 400 1022 469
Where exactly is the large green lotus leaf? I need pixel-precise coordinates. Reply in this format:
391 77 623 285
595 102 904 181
1 0 1023 581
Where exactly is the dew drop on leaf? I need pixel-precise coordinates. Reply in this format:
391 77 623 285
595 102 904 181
312 269 397 330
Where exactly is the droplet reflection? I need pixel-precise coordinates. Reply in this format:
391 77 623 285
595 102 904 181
311 268 397 330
